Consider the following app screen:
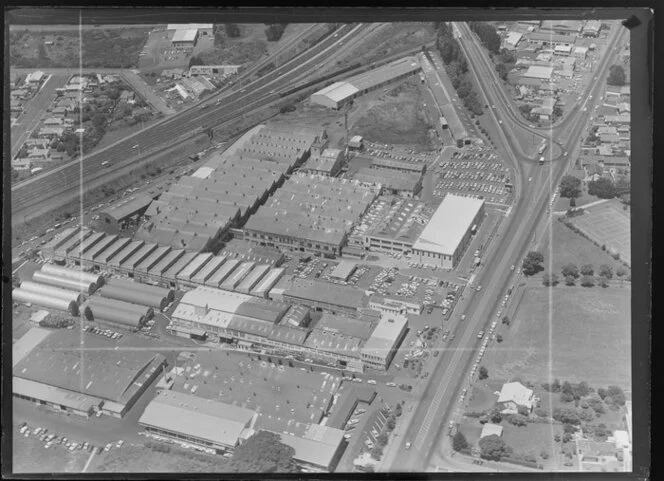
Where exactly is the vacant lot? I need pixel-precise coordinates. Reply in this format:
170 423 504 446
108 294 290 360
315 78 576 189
485 287 631 389
570 200 631 265
353 80 434 148
9 28 149 68
539 216 627 276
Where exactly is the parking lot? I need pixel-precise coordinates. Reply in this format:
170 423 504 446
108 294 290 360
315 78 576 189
363 140 440 167
433 146 513 205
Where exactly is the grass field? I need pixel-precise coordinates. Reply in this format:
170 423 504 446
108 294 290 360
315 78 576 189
13 424 90 473
570 200 631 265
92 443 229 473
539 216 627 276
485 287 631 389
353 80 434 148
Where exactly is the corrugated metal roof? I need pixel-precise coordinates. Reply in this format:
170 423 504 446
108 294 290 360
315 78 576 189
139 390 254 448
13 376 103 412
176 253 214 281
101 194 153 222
413 194 484 256
12 327 52 367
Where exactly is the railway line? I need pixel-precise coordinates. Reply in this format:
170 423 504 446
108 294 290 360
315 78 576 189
11 23 372 221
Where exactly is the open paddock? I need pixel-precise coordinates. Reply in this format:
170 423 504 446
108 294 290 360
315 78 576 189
569 200 630 265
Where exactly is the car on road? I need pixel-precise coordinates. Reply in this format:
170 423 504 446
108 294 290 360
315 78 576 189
104 443 113 452
476 285 482 291
367 380 377 385
116 440 124 448
477 331 484 339
510 264 515 271
405 441 412 449
460 314 466 321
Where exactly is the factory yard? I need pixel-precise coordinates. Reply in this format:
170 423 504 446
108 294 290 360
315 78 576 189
433 146 513 206
483 286 631 389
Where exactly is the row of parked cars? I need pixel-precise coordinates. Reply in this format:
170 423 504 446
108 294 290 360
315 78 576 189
84 324 123 340
18 422 123 453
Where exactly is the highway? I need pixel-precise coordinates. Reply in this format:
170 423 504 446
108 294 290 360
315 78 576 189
383 21 628 473
11 23 374 224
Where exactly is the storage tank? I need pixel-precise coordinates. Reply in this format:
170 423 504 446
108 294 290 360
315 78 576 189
32 271 96 295
99 283 169 311
83 302 143 328
41 263 104 287
13 288 78 315
86 296 153 322
20 281 84 305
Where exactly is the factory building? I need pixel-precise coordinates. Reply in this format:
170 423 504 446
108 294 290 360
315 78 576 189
360 313 408 371
13 329 166 418
243 174 379 258
440 104 469 147
98 278 173 311
137 123 322 252
525 32 577 46
582 20 602 37
166 23 213 36
299 148 344 177
369 157 426 175
521 65 554 80
12 288 79 316
411 194 485 269
310 56 421 109
139 390 256 453
360 196 426 254
353 168 423 198
98 194 153 230
269 276 368 316
85 296 153 328
539 20 584 35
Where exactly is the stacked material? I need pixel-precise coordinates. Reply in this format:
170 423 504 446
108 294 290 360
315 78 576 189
20 281 84 305
100 278 174 311
85 296 153 328
12 289 78 315
32 271 96 295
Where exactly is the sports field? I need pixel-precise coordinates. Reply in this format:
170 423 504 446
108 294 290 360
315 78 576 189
570 200 631 265
485 287 631 389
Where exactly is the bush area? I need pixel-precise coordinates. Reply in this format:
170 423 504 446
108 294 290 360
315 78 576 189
434 23 483 115
265 23 288 42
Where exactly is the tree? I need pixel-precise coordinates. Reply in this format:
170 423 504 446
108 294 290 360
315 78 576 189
227 431 298 472
478 434 511 461
616 266 628 277
580 264 594 276
496 334 503 343
495 62 510 81
456 79 473 99
478 366 488 380
265 24 287 42
376 432 389 447
553 407 581 425
502 315 510 326
91 113 107 130
542 272 559 287
559 175 582 198
561 263 579 278
598 276 609 288
564 275 577 286
452 432 469 452
490 410 503 423
225 24 241 38
580 276 595 287
552 378 562 393
386 416 396 431
606 386 626 406
599 264 613 279
188 55 205 69
570 197 577 208
370 444 384 460
588 177 617 199
522 251 545 276
395 403 403 417
517 405 530 417
607 64 626 86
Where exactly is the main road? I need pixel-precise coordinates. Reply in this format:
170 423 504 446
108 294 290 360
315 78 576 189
11 23 376 224
383 20 628 473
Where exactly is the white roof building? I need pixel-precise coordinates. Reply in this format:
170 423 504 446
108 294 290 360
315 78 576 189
412 194 485 260
497 381 535 413
26 71 45 83
480 423 504 439
613 430 630 449
505 31 523 48
360 313 408 370
554 44 573 55
172 29 198 43
167 23 213 31
522 66 554 80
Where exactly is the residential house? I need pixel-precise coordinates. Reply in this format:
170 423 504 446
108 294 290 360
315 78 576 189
38 127 64 139
51 107 68 117
44 117 64 126
599 134 620 144
28 148 51 160
597 145 614 156
583 163 604 182
617 102 630 113
597 126 618 136
11 100 23 112
120 90 135 102
496 382 535 414
12 158 32 171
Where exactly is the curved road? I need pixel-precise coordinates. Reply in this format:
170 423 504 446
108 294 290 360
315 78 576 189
384 21 628 473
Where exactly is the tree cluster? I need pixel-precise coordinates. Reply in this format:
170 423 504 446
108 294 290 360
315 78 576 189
559 175 582 199
225 24 241 38
607 64 626 86
522 251 544 276
435 23 483 116
478 435 512 461
468 22 501 54
265 24 288 42
452 432 470 453
227 431 298 473
588 177 625 199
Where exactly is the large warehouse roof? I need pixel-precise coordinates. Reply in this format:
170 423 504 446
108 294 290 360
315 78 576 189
13 377 103 413
361 313 407 359
13 329 165 404
13 327 52 367
278 424 345 470
440 103 467 140
413 194 484 256
139 390 255 448
172 29 198 43
523 65 554 80
100 194 152 222
272 277 368 312
312 82 359 104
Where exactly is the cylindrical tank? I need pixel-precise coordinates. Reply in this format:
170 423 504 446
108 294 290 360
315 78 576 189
20 281 84 305
13 288 78 315
32 271 96 295
41 263 104 287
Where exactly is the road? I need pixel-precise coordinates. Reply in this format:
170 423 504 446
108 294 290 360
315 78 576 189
11 73 68 158
382 21 628 473
10 23 374 225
